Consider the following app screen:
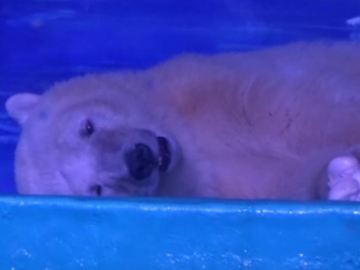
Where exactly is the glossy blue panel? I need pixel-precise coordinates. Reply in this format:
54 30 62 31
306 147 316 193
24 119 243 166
0 197 360 269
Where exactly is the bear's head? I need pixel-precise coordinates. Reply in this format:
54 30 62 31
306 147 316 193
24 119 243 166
5 73 181 196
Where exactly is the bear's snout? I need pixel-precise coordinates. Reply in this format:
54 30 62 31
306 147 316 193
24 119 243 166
124 143 157 180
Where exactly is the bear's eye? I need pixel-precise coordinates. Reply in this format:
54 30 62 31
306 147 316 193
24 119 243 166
80 119 95 138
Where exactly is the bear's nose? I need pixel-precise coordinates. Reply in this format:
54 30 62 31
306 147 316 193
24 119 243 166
124 143 157 180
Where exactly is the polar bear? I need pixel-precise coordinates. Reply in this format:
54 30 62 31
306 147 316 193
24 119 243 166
5 42 360 200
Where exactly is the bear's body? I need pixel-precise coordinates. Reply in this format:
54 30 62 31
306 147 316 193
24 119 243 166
6 42 360 199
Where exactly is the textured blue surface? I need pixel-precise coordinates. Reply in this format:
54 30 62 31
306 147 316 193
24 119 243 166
1 0 360 193
1 197 360 269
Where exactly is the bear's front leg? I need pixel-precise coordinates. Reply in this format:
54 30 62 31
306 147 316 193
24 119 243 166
327 155 360 201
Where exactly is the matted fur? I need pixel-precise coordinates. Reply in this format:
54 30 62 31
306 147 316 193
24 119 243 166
6 42 360 199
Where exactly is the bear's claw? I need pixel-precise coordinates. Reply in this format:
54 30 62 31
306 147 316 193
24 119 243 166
327 155 360 201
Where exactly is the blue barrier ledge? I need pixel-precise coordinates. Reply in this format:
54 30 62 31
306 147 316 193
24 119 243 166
0 196 359 270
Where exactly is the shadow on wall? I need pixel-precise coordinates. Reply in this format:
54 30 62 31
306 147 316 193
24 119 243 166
1 0 360 193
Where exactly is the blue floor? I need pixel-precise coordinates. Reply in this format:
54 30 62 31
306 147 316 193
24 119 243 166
1 197 360 270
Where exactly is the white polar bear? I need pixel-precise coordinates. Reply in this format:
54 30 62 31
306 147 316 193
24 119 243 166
5 42 360 200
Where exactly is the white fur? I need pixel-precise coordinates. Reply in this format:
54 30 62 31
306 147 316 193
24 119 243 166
6 42 360 199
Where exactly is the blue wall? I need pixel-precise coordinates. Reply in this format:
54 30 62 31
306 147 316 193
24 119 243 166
1 0 360 193
1 197 360 269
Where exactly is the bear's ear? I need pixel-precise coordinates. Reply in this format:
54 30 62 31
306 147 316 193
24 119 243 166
5 93 41 125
